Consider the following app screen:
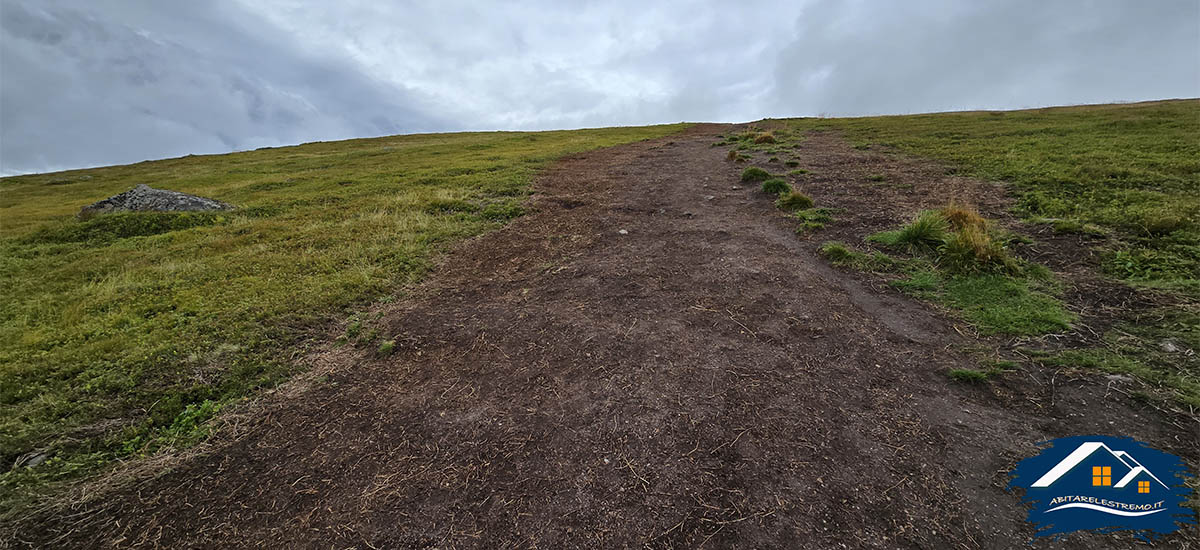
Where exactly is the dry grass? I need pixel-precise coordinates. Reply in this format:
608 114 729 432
753 132 777 144
940 223 1015 274
939 202 987 232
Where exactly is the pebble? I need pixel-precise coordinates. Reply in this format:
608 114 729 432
618 229 628 235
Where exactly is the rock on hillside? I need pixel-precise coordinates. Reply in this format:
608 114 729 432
79 184 233 218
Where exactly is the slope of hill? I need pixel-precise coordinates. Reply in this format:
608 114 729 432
737 99 1198 409
0 124 688 507
1 101 1197 546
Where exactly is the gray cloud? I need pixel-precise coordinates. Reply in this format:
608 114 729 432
2 0 1196 175
770 0 1200 116
0 0 444 174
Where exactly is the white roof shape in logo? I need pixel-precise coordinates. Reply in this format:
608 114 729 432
1030 441 1169 489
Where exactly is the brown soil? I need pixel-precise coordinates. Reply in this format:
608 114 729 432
7 125 1198 548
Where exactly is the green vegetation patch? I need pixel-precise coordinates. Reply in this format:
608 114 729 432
760 178 791 195
869 210 949 251
818 241 897 271
0 123 687 509
783 101 1197 406
760 100 1195 406
1037 309 1200 408
938 273 1073 335
870 207 1072 335
825 212 1074 337
782 100 1200 292
795 207 838 233
948 368 991 383
775 191 814 212
740 166 771 182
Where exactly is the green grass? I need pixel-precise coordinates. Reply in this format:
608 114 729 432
774 100 1198 405
818 241 897 271
869 210 949 251
1041 348 1200 409
0 123 686 508
760 178 791 195
939 274 1072 335
947 360 1015 383
867 208 1073 336
891 268 1073 336
775 191 814 212
795 207 838 233
822 234 1073 337
781 100 1200 291
740 166 770 182
722 101 1197 405
763 101 1200 406
948 368 991 383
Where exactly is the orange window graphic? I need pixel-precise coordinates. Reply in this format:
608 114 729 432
1092 466 1111 486
1138 481 1150 493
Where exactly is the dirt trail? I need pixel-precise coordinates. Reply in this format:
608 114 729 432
13 125 1197 548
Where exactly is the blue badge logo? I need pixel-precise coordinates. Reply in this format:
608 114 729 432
1008 435 1197 540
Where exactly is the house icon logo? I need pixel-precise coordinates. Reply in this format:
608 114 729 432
1008 435 1196 540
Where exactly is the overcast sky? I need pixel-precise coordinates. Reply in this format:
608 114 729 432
2 1 1197 175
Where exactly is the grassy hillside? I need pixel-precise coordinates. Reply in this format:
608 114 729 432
0 124 687 504
791 100 1200 289
749 99 1199 406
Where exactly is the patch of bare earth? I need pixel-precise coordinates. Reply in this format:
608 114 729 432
7 125 1197 548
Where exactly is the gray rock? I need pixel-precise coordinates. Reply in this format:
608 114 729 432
79 184 233 218
1160 340 1179 353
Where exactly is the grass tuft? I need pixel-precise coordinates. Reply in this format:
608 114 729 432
753 132 777 144
948 369 990 383
760 178 791 195
775 191 814 211
740 166 770 182
870 210 949 250
939 224 1018 274
819 241 897 270
939 203 987 232
818 241 855 264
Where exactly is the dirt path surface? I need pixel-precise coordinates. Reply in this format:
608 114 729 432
12 125 1198 548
